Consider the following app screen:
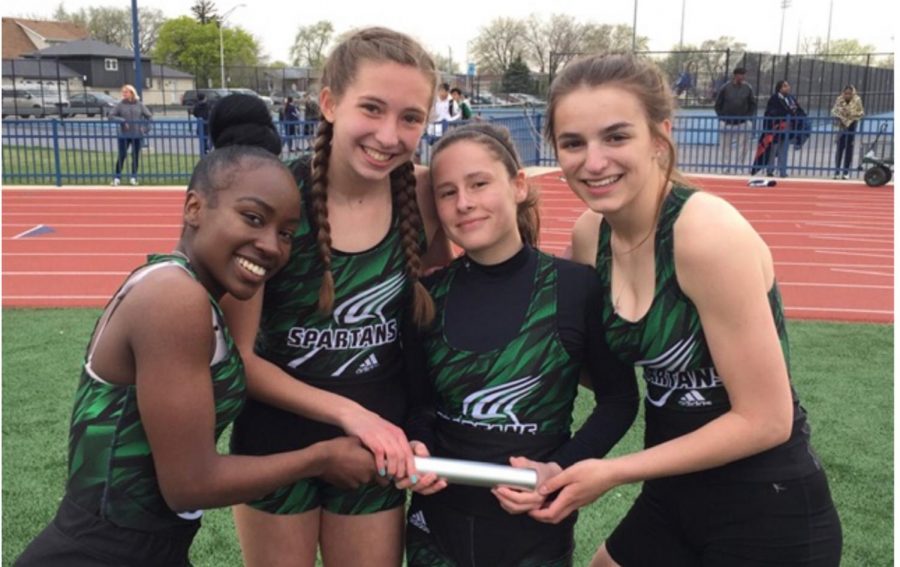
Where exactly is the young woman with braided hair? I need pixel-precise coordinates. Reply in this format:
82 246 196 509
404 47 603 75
221 27 452 567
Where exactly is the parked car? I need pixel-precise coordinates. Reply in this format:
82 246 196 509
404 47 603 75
181 88 230 108
67 91 119 117
506 92 545 106
269 90 304 107
2 88 70 118
228 88 274 109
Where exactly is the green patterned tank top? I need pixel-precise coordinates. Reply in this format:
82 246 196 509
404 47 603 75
425 251 581 440
255 163 416 382
66 253 246 530
596 186 818 480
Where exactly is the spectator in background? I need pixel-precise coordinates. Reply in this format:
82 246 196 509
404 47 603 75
714 67 757 174
449 87 473 120
302 92 320 147
429 83 460 141
831 85 865 180
109 84 153 186
753 80 807 178
282 96 301 152
192 92 212 155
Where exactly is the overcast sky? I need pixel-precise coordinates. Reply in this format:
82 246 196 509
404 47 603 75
9 0 895 67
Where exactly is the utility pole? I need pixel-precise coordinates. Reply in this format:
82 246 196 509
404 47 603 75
679 0 687 49
825 0 834 54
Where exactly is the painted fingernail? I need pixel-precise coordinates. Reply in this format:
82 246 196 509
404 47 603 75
410 475 418 485
379 467 386 477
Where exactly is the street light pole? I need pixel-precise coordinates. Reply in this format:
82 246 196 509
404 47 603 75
219 4 245 89
631 0 638 52
778 0 791 55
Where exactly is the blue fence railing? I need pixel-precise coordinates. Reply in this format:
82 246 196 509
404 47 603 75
1 113 893 186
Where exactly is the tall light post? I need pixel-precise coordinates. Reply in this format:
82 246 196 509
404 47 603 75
631 0 638 52
219 4 245 89
679 0 687 49
777 0 791 55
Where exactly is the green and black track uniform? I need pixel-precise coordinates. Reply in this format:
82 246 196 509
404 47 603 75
598 186 842 566
16 254 245 567
230 158 413 515
404 245 638 567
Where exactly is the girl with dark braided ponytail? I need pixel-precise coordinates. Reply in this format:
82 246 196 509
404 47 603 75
221 27 452 567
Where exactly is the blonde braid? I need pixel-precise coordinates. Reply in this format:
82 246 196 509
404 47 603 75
310 120 335 313
391 161 435 327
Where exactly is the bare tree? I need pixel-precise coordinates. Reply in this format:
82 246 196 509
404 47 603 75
289 20 334 68
53 5 164 53
191 0 219 25
469 17 527 75
581 23 648 54
522 13 581 75
136 7 166 53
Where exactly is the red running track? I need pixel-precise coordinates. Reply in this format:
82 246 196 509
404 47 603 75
2 175 893 323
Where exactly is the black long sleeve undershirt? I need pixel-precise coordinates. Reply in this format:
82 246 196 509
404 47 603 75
404 246 638 468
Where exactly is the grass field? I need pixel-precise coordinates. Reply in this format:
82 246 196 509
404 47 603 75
1 309 893 566
2 145 196 186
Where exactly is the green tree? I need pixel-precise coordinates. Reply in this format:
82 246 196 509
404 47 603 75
470 17 527 75
502 55 532 93
289 20 334 68
154 16 260 88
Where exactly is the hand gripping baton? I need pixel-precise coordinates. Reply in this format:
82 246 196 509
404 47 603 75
413 456 538 490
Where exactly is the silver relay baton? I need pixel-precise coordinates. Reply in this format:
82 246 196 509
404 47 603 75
414 456 538 490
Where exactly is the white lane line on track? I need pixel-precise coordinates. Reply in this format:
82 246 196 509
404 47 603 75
3 237 175 241
5 271 131 276
11 224 49 239
829 268 894 278
784 307 894 315
778 282 892 289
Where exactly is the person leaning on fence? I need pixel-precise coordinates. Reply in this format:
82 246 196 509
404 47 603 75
109 84 153 186
714 67 757 174
830 85 865 180
281 96 302 152
192 92 212 155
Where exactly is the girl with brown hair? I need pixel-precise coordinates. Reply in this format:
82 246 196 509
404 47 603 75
221 27 452 566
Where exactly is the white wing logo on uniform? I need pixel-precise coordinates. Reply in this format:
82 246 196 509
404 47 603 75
461 375 542 425
333 273 405 325
638 335 697 407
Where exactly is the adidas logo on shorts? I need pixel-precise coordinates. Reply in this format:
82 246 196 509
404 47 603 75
678 390 712 407
409 510 430 533
355 353 380 374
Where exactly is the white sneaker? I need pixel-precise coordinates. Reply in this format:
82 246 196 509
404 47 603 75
841 174 849 180
129 177 137 186
111 178 120 186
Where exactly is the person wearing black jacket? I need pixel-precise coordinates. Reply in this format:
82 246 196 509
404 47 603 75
192 93 211 155
752 80 808 178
